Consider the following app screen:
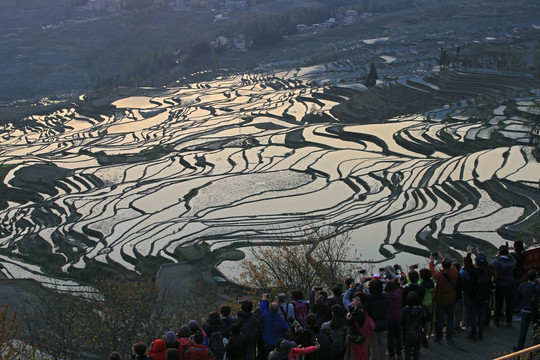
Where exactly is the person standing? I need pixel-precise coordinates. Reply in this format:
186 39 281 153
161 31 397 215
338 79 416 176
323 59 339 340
294 314 331 360
386 279 403 360
490 245 517 327
132 342 149 360
365 279 391 360
401 292 427 360
148 339 168 360
513 270 540 351
226 323 248 360
347 292 369 360
260 294 289 358
429 252 458 344
321 304 348 360
418 268 435 343
462 247 492 340
512 240 527 314
184 332 215 360
237 300 259 360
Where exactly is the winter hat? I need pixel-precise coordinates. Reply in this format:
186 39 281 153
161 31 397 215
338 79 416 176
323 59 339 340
165 331 177 345
109 351 122 360
188 320 199 334
277 293 287 303
475 254 487 265
385 265 396 274
178 325 191 338
279 340 297 352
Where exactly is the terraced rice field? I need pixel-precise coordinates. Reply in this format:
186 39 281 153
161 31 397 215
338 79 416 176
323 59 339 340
0 55 539 290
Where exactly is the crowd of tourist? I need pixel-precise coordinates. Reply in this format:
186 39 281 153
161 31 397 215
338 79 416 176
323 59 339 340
110 240 537 360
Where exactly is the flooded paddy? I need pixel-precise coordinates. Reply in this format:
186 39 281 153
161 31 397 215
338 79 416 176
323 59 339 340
1 36 540 290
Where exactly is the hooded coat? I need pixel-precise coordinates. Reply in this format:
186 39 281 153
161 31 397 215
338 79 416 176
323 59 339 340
148 339 168 360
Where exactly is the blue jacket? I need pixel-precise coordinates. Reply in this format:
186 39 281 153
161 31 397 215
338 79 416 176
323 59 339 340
518 281 540 312
260 300 289 347
490 256 516 287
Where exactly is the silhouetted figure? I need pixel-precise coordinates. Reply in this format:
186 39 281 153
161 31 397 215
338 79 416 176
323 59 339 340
365 63 377 88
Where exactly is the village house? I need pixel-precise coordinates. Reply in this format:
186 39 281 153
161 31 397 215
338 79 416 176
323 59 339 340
344 9 359 25
233 34 248 51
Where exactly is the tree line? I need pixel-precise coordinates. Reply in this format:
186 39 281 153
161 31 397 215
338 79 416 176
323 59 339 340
92 49 176 88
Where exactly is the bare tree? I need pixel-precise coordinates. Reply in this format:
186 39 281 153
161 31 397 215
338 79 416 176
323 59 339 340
236 224 364 296
84 277 186 359
21 277 187 360
1 304 37 359
21 289 87 360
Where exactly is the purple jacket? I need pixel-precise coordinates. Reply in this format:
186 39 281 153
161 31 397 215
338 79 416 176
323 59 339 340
387 287 403 321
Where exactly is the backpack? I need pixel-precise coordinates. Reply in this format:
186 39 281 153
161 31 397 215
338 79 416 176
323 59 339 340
420 281 434 308
279 303 293 324
293 300 309 328
405 307 424 346
209 331 225 360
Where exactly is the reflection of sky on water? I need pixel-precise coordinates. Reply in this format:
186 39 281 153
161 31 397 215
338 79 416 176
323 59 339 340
0 60 539 289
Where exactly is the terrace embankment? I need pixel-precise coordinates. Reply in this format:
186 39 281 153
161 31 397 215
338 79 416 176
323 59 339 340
331 69 538 125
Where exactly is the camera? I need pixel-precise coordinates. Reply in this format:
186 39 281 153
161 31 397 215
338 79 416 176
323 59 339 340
365 277 372 282
431 252 438 257
314 286 323 291
290 319 303 331
359 269 366 275
379 267 386 273
412 264 418 269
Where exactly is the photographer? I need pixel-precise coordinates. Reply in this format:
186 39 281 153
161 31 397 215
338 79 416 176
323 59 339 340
513 270 540 351
429 251 458 344
462 245 491 340
365 279 391 360
260 293 289 358
343 273 370 312
490 244 517 327
310 286 330 326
